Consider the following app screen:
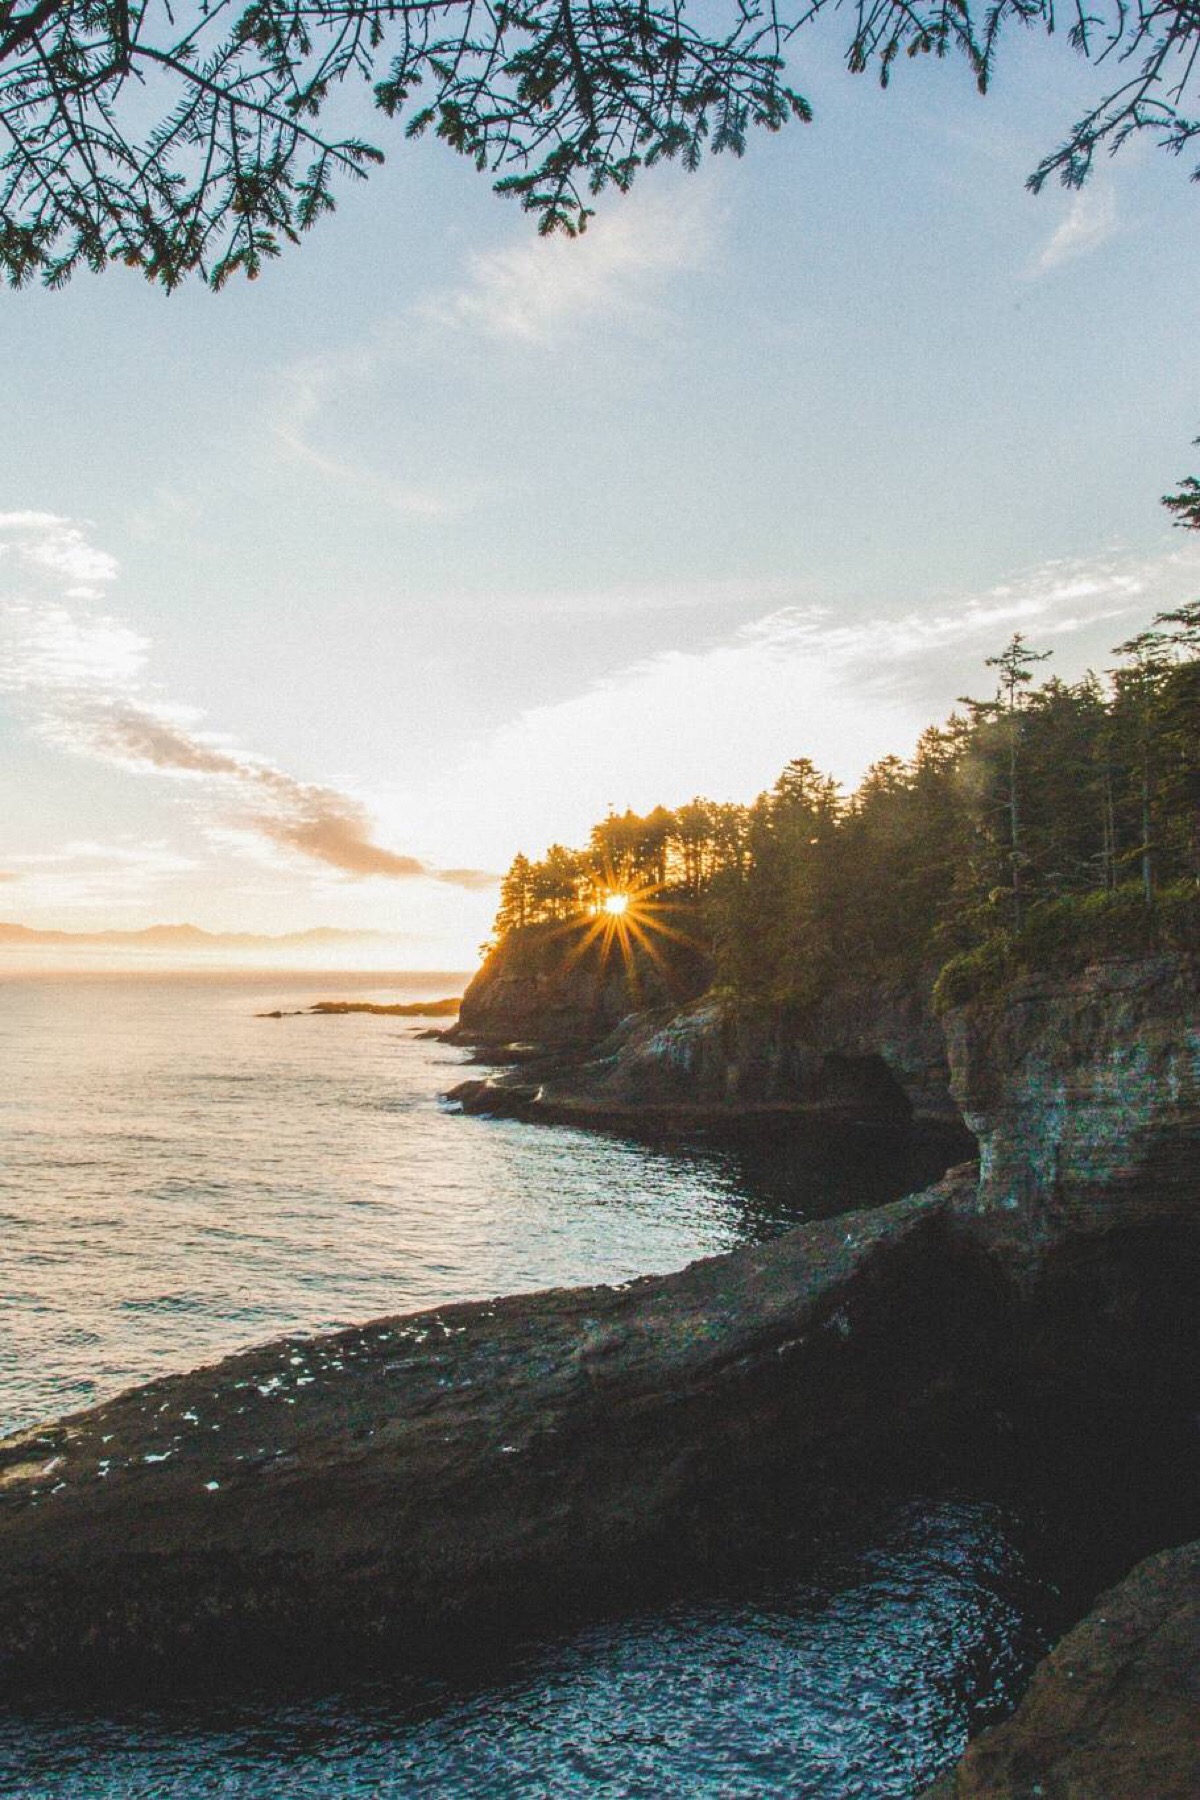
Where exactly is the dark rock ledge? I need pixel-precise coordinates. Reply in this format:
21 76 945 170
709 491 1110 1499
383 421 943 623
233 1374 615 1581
2 951 1197 1794
1 1173 983 1688
924 1538 1200 1798
1 1153 1196 1706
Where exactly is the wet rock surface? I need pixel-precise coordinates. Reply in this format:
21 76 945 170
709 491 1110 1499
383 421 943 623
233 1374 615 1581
924 1539 1200 1798
2 949 1197 1767
1 1179 993 1687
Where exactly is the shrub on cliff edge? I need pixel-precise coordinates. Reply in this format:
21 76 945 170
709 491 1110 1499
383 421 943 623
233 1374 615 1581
933 883 1200 1010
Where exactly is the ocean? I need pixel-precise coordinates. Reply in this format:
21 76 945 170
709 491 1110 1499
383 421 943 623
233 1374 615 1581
0 972 1070 1797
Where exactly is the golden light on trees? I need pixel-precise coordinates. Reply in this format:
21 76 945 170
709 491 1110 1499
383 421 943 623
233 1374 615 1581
562 876 698 1004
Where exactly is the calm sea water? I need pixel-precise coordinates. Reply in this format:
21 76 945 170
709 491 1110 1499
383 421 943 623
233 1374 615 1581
0 973 1066 1797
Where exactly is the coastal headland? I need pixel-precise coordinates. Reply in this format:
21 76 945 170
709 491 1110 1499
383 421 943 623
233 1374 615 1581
2 947 1197 1792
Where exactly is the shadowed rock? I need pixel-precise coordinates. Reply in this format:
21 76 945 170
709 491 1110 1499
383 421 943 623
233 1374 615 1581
924 1539 1200 1798
1 1177 998 1687
2 951 1197 1729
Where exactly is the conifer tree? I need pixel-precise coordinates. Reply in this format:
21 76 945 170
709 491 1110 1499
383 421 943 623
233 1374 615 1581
967 634 1052 932
3 0 1199 287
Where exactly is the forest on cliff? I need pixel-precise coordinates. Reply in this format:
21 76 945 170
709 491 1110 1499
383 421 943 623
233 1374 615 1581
488 601 1200 1009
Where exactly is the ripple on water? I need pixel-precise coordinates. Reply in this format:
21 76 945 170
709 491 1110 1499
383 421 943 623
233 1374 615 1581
0 1501 1059 1799
0 976 1008 1797
5 978 941 1438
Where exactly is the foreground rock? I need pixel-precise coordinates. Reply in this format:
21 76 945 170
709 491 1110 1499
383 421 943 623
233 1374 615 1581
2 1151 1196 1692
1 1179 983 1687
2 951 1196 1714
925 1539 1200 1798
258 998 461 1019
456 938 960 1130
455 918 710 1050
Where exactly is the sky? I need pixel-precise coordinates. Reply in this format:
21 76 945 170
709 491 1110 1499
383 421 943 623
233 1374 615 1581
2 22 1198 970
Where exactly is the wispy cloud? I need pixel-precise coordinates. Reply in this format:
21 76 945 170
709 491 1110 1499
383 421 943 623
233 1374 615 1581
0 511 119 598
735 548 1163 702
264 182 717 525
2 839 202 911
0 514 495 891
430 540 1200 865
1034 187 1117 274
426 183 717 343
272 351 458 517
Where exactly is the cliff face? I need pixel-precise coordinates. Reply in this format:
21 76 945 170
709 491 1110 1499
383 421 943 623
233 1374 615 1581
943 954 1200 1234
924 1539 1200 1799
456 966 959 1131
580 981 956 1123
456 920 710 1049
942 954 1200 1408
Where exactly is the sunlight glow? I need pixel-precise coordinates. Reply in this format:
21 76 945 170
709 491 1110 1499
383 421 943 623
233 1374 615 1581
559 873 701 1008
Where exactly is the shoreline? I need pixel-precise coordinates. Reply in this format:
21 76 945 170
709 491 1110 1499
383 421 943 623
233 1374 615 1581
2 1163 1196 1698
3 952 1196 1792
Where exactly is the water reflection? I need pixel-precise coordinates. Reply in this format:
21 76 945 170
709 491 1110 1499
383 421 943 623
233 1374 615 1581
0 977 1004 1799
0 978 964 1436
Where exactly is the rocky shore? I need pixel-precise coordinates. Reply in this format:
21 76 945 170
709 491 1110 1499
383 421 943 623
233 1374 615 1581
449 947 962 1134
925 1539 1200 1797
1 950 1196 1791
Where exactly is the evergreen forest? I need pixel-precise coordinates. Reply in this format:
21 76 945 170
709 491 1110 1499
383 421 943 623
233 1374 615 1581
488 602 1200 1011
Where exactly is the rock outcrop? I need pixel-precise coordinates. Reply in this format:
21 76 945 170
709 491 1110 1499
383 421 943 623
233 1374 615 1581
1 951 1196 1726
455 920 710 1050
924 1539 1200 1798
452 980 961 1135
942 953 1200 1235
1 1177 995 1687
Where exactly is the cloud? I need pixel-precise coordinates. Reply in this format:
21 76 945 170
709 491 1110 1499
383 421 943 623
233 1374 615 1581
1035 187 1117 274
0 514 493 890
2 839 202 910
434 867 500 891
272 352 456 517
427 183 717 343
0 511 119 598
263 181 717 527
1 603 149 693
248 784 429 879
427 540 1200 866
733 549 1161 707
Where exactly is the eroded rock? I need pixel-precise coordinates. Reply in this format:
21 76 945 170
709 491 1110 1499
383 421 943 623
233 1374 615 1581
1 1179 994 1686
924 1539 1200 1798
942 954 1200 1234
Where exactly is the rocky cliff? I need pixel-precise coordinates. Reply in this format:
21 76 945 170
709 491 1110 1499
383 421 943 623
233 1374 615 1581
0 952 1196 1759
454 977 960 1132
943 953 1200 1235
925 1539 1200 1798
929 956 1200 1795
455 918 710 1050
556 982 955 1116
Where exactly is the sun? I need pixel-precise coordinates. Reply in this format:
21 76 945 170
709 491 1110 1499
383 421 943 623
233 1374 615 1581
562 872 697 1001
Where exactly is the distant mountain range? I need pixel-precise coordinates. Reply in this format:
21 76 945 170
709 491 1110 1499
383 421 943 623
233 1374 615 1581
0 922 400 949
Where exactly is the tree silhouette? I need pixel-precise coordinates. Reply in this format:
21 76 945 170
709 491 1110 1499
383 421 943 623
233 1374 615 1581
2 0 1198 288
1163 444 1200 533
